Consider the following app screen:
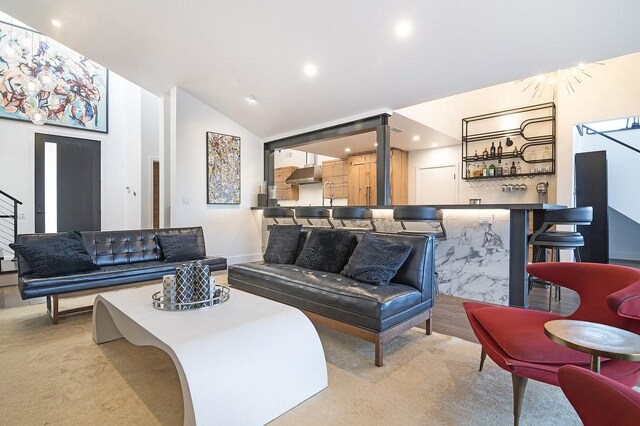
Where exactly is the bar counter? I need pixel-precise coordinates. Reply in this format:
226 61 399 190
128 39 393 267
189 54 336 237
252 203 566 308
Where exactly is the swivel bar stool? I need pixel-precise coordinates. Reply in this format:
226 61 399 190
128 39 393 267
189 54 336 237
529 206 593 311
331 206 376 232
263 207 297 227
294 206 334 228
393 206 447 294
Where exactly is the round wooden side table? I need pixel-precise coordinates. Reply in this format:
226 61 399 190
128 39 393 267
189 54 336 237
544 319 640 373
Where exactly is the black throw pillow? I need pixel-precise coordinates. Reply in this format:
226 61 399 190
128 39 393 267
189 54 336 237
341 233 412 286
10 232 99 278
264 225 303 264
295 228 354 273
157 233 205 262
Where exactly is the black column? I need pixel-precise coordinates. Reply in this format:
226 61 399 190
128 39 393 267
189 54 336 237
376 115 390 206
509 209 529 308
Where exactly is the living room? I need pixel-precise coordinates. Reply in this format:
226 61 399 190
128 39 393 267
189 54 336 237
1 2 640 425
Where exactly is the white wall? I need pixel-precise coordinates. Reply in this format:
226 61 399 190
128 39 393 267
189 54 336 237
140 90 161 228
0 71 143 237
169 88 263 263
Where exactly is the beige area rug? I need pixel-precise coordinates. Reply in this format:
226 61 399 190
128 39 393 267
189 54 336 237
0 296 580 426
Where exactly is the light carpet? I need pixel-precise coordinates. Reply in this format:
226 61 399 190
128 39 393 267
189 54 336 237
0 296 580 425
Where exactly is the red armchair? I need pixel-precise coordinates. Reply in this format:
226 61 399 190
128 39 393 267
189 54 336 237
559 365 640 426
463 263 640 425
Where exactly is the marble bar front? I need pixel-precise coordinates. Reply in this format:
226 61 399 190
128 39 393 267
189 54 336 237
252 204 565 307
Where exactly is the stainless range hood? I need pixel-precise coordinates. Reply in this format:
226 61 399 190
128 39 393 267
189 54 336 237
285 152 323 185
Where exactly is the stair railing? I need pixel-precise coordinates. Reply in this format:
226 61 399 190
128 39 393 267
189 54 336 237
0 190 22 260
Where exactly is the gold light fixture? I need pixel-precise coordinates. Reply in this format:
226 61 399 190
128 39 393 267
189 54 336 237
518 62 605 99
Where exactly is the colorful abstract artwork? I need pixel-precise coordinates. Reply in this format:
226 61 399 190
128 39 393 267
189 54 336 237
207 132 241 204
0 21 108 132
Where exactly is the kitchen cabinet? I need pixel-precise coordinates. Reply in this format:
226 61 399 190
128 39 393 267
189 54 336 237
274 166 299 200
321 159 348 199
347 149 406 206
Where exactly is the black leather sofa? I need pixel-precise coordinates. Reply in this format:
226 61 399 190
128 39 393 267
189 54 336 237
228 231 434 366
16 227 226 323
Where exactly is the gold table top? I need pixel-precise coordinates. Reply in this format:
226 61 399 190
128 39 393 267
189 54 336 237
544 320 640 361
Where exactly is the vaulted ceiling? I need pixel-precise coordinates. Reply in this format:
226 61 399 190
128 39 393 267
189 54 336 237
2 0 638 139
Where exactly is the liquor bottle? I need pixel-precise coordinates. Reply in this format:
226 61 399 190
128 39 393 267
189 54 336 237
482 162 488 177
474 165 482 177
482 147 489 159
510 161 517 175
488 163 496 176
474 149 479 160
490 142 496 158
513 145 519 156
497 159 503 176
543 145 550 159
516 161 522 174
497 141 503 157
466 163 471 178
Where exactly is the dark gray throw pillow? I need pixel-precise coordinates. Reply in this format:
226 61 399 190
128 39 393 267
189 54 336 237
295 228 354 273
264 225 303 264
157 233 205 262
10 232 99 278
341 233 412 286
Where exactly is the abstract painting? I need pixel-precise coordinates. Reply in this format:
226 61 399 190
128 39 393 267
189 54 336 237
207 132 241 204
0 21 108 132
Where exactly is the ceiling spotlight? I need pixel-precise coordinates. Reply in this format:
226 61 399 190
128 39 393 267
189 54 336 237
51 19 62 28
412 135 420 141
344 147 351 153
395 20 413 39
246 95 257 104
432 143 438 147
374 142 378 147
304 63 318 78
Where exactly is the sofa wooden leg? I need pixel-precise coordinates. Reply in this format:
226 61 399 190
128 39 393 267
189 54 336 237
374 336 383 367
512 374 528 426
47 295 59 325
425 317 432 335
479 348 487 371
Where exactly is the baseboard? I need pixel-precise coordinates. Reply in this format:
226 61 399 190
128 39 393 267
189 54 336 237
610 251 640 261
224 253 263 265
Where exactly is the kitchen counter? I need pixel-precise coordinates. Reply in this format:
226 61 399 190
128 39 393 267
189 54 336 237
253 203 566 308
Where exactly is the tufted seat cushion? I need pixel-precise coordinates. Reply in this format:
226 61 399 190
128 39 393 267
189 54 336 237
471 305 591 364
532 231 585 245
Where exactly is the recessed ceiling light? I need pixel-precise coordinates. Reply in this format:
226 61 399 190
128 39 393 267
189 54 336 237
344 147 351 153
304 63 318 78
432 143 438 147
51 19 62 28
374 142 378 147
246 95 257 104
395 20 413 39
412 135 420 141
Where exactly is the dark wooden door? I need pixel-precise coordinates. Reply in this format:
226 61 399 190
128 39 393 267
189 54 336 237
35 133 101 233
152 161 160 228
575 151 609 263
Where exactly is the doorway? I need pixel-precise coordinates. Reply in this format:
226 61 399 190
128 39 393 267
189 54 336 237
35 133 101 233
415 165 456 204
152 160 160 228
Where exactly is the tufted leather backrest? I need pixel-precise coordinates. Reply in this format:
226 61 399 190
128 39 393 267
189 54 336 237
294 230 434 299
78 227 206 267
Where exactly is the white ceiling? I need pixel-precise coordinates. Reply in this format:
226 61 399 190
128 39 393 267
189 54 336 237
2 1 638 139
296 113 459 159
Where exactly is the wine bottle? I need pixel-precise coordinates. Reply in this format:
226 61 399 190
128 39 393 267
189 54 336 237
490 142 496 158
488 163 496 176
497 141 503 157
482 147 488 159
497 159 503 176
474 149 479 160
510 161 517 175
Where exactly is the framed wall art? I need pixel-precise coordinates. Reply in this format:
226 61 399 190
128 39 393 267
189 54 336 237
206 131 241 204
0 21 108 133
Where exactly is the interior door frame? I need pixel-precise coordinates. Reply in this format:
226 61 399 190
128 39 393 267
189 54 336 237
34 133 101 233
414 163 458 205
149 156 160 228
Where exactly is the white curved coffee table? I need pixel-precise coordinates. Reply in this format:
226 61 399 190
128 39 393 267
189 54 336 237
92 284 327 425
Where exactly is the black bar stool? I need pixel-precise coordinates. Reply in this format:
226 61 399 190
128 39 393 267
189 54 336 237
530 206 593 311
393 206 447 239
393 206 446 295
263 207 297 227
332 206 376 232
294 206 334 228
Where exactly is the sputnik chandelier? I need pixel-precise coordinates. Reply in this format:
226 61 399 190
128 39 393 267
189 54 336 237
517 62 605 99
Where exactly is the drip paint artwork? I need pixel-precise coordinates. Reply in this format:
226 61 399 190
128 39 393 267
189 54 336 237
207 132 241 204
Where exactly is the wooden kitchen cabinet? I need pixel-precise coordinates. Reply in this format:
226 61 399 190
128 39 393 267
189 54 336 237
322 159 348 198
274 166 299 201
347 149 406 206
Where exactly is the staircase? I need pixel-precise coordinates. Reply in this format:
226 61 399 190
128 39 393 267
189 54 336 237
0 190 22 260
